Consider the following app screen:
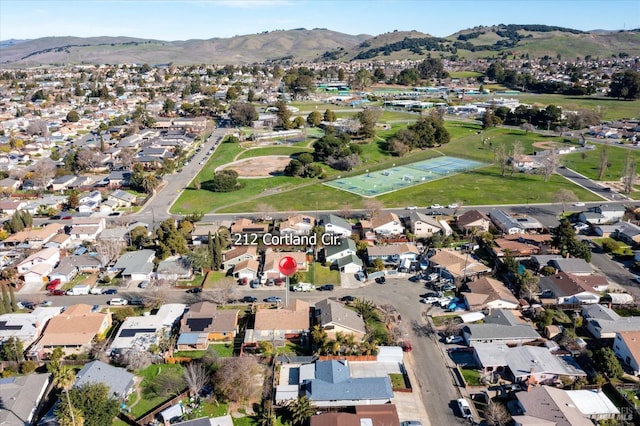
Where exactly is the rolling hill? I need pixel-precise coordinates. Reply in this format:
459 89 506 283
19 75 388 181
0 25 638 67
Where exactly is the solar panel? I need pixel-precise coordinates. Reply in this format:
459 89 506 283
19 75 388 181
119 328 156 338
186 318 213 332
0 321 22 331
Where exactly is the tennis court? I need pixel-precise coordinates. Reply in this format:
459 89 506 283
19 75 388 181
324 156 487 197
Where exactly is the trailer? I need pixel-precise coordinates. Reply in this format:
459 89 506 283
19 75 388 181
67 284 90 296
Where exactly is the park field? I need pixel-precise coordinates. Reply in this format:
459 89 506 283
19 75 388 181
170 109 632 215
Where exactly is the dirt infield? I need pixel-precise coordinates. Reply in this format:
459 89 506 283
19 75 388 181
217 155 291 177
532 141 566 150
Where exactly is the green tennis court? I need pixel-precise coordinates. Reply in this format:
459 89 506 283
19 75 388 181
324 156 487 197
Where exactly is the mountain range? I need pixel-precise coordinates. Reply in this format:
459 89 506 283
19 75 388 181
0 25 638 66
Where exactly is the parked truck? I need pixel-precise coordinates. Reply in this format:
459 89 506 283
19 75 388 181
46 279 62 292
291 282 315 292
67 284 90 296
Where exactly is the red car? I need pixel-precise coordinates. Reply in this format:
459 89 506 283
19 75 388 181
400 341 413 352
50 289 66 296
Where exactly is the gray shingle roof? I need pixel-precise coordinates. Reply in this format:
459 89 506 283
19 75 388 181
315 299 366 334
74 360 135 399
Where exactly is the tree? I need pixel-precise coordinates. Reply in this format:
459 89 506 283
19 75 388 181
357 108 381 139
609 70 640 100
485 401 511 426
53 365 78 426
56 382 119 426
622 150 637 194
598 143 609 181
162 98 176 115
417 58 447 79
542 150 559 182
352 69 372 90
66 190 80 210
363 198 384 218
183 363 209 397
210 170 242 192
520 123 534 134
517 269 540 300
66 110 80 122
510 140 524 175
307 110 322 127
140 174 159 194
229 103 258 126
552 189 578 213
275 100 292 129
593 347 623 379
0 336 24 362
213 356 259 403
482 109 502 129
323 109 337 122
185 247 211 274
493 143 509 176
287 396 317 426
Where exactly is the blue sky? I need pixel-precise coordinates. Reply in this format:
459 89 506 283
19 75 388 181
1 0 638 41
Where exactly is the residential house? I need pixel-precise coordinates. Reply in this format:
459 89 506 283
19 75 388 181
464 276 520 311
505 345 586 383
489 209 544 234
156 256 194 281
105 170 131 188
548 258 593 276
244 299 310 348
407 211 445 238
262 249 308 279
177 302 239 350
0 373 50 425
3 223 64 249
371 212 404 237
113 249 155 281
323 238 357 263
109 304 186 354
319 214 352 237
613 221 640 246
108 189 137 208
367 243 419 265
513 385 618 425
310 405 400 426
492 238 540 259
74 360 135 400
17 246 60 280
230 218 269 235
222 245 258 270
336 254 363 274
583 304 640 339
578 204 625 225
462 309 541 345
37 304 111 354
0 199 27 215
79 190 102 205
314 298 366 341
530 254 564 271
613 331 640 376
296 360 393 407
191 222 231 245
232 259 260 281
69 217 106 241
0 177 21 193
279 214 315 235
0 307 63 348
427 249 491 280
50 175 78 192
538 272 604 305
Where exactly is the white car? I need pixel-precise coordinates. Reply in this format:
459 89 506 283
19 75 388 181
430 203 442 209
445 335 464 344
457 398 472 418
447 203 459 209
109 298 128 306
405 206 417 210
40 300 53 307
573 202 585 207
421 297 439 304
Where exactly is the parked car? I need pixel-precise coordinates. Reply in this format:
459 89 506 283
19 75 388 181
430 203 442 209
405 206 417 210
447 203 459 209
457 398 472 418
375 276 386 284
445 335 464 344
50 289 66 296
138 280 149 288
421 297 439 304
186 287 202 293
264 296 282 303
400 421 422 426
103 288 118 295
240 296 257 303
340 295 356 303
399 341 413 352
573 202 585 207
40 300 53 307
17 301 34 310
109 298 128 306
318 284 334 291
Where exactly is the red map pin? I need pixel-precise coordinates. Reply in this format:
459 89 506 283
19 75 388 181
278 256 298 277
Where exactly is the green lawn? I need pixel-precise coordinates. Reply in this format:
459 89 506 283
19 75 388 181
389 373 407 388
236 146 313 160
302 263 341 286
130 364 186 418
562 143 640 182
449 71 483 79
460 367 482 386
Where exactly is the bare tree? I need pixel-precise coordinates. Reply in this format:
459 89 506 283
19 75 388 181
26 119 49 142
520 123 535 134
95 237 126 265
183 362 209 397
493 143 509 176
77 148 103 171
598 143 609 181
485 401 511 426
118 148 135 170
118 349 152 371
30 161 56 192
510 140 524 176
141 279 172 308
622 151 637 194
363 198 384 219
552 189 578 213
256 203 274 221
542 150 559 182
213 356 259 403
204 277 238 305
338 203 353 221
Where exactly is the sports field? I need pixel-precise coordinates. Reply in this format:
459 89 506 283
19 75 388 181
324 156 487 197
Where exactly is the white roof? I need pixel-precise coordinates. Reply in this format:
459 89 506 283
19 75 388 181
566 389 620 416
458 312 485 323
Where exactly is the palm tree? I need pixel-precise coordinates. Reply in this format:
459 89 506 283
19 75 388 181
287 396 317 426
310 325 328 355
52 365 78 426
256 401 276 426
140 174 159 194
